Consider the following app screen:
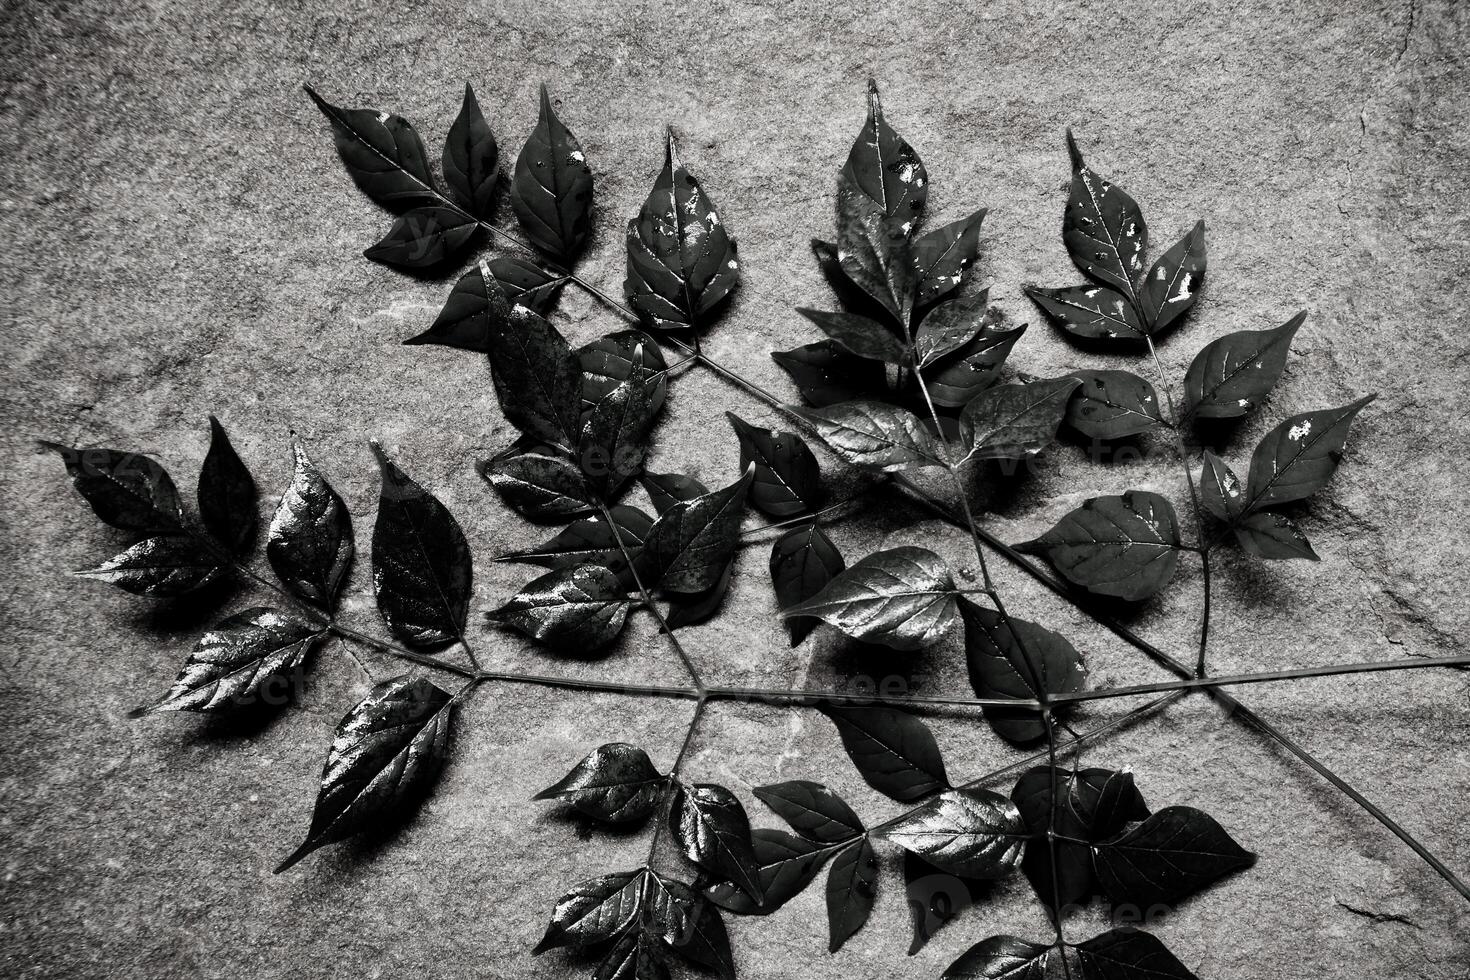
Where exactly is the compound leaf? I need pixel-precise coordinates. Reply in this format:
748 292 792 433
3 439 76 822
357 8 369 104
1019 491 1182 601
820 703 948 801
534 742 664 824
785 546 957 650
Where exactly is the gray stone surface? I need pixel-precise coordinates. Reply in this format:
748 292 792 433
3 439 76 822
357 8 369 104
2 0 1468 977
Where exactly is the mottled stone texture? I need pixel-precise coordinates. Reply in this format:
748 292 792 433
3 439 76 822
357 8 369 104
2 0 1468 977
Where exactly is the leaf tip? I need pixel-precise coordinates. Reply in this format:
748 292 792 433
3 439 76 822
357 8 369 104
126 705 153 720
273 841 313 874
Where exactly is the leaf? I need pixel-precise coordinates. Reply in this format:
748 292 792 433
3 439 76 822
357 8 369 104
820 703 948 801
959 599 1087 745
1025 283 1146 342
704 829 832 915
195 417 258 555
1073 928 1199 980
364 205 478 270
1062 131 1148 300
836 192 915 325
880 788 1025 880
595 928 669 980
625 131 740 331
795 307 906 364
1010 766 1149 911
1233 511 1319 561
479 442 596 522
942 935 1068 979
1140 221 1206 335
136 607 324 715
496 505 654 579
913 292 990 368
533 870 645 953
668 782 763 902
370 444 472 648
304 85 436 209
43 441 184 533
798 400 940 472
442 82 498 220
486 304 584 448
1242 396 1375 510
579 351 664 496
578 330 669 414
276 675 453 871
267 435 354 610
1182 312 1304 419
825 836 878 952
76 534 224 597
786 546 957 650
489 564 633 652
640 471 708 515
754 780 865 845
1063 370 1166 440
905 853 984 955
770 340 887 407
1093 806 1256 909
913 208 986 307
534 742 664 823
1019 491 1183 601
1199 451 1245 523
650 877 735 980
726 413 823 518
961 377 1082 461
638 468 753 594
406 261 511 353
769 523 845 647
489 255 568 313
923 321 1027 409
511 84 594 262
841 79 926 234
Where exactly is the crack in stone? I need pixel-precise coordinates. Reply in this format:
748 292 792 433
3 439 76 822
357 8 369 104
1336 898 1422 929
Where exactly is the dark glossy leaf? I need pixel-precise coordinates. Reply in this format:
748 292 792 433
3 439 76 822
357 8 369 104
579 330 669 413
1182 312 1303 420
795 307 905 363
650 877 734 980
534 742 664 823
837 190 915 325
534 870 645 954
406 261 511 353
770 340 887 408
1011 766 1148 911
76 533 224 597
1234 511 1318 561
922 320 1027 409
488 564 632 652
479 442 596 522
664 559 733 630
625 132 740 331
1073 928 1199 980
1062 132 1147 300
961 377 1082 461
443 82 498 220
1242 396 1374 510
769 523 845 647
786 546 957 650
960 599 1087 745
913 208 986 307
820 703 948 801
914 292 990 368
511 84 593 262
580 352 664 496
304 85 436 209
135 607 324 715
1198 451 1245 523
1094 806 1255 909
755 780 865 845
267 435 354 610
486 304 583 448
811 237 899 327
704 828 833 915
276 675 452 871
370 444 471 648
489 254 568 313
496 505 655 577
43 441 184 533
1025 283 1146 342
942 935 1069 979
638 468 753 594
640 471 708 515
595 927 669 980
1063 370 1166 440
826 836 879 952
197 416 257 554
365 206 477 270
1140 221 1205 335
798 401 940 472
880 788 1025 880
727 412 823 518
668 782 762 902
1019 491 1183 601
905 853 984 955
841 79 927 234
